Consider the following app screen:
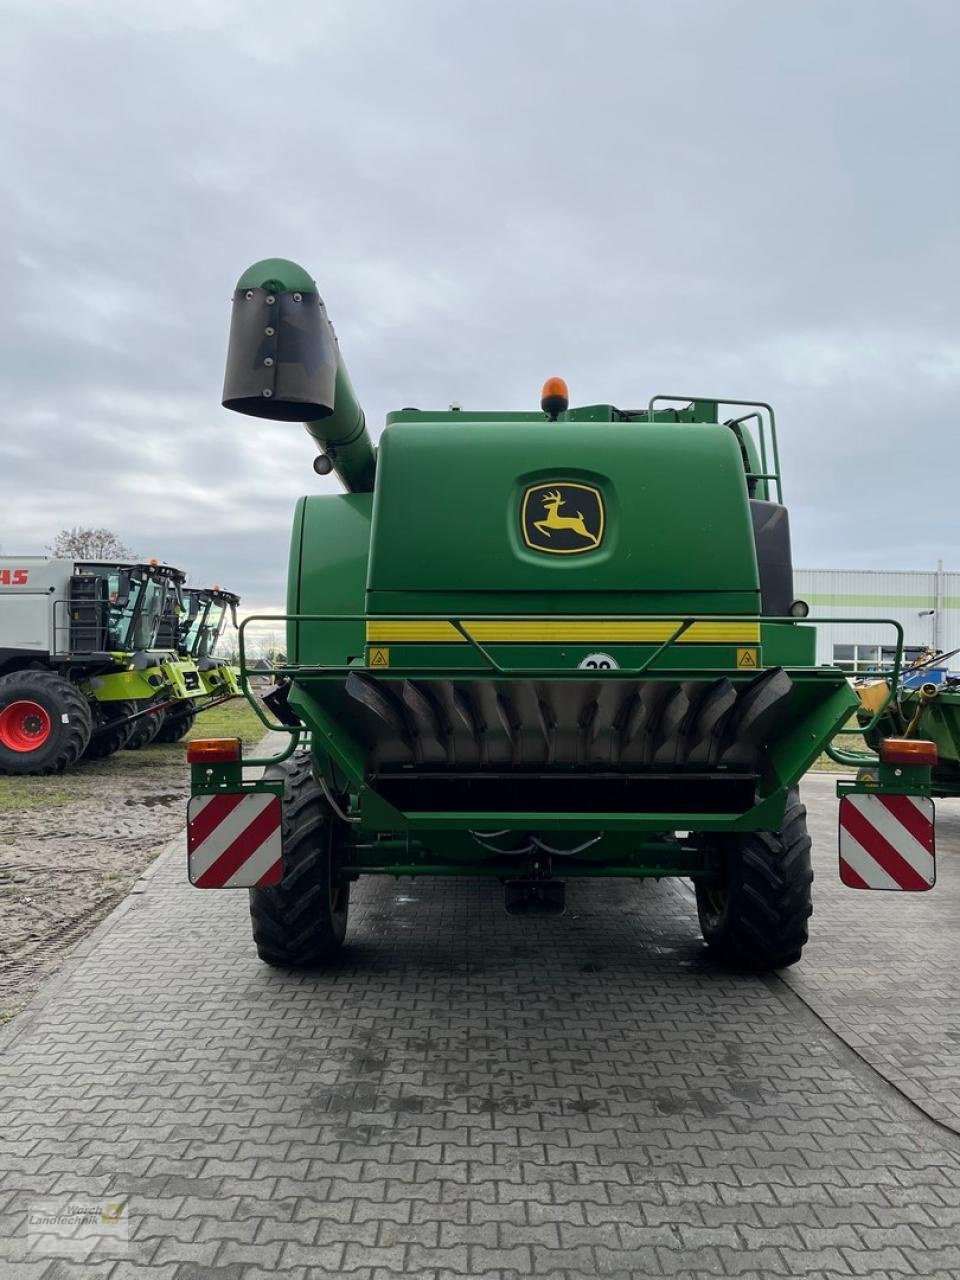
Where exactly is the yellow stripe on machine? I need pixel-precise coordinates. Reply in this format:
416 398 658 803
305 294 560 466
365 621 761 645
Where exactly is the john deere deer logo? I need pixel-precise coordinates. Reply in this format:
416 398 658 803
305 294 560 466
521 483 605 555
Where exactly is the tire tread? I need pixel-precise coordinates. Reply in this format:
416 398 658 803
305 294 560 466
696 791 813 969
248 752 349 967
0 669 93 775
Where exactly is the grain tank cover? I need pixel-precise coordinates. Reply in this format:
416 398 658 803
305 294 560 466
367 418 760 608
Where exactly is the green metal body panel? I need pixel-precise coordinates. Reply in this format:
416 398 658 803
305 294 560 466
79 647 189 702
368 419 758 612
197 664 241 698
82 666 168 703
288 494 371 665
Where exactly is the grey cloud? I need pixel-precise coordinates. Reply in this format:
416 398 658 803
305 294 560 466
1 0 958 606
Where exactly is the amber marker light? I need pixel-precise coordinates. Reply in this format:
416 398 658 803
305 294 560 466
879 738 938 766
541 376 569 421
186 737 242 764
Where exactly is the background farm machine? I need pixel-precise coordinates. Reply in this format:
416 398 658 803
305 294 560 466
0 558 239 771
149 585 242 745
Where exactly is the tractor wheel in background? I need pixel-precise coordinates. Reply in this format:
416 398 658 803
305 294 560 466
856 766 880 785
125 706 166 750
84 700 137 760
694 789 813 970
153 699 197 744
0 669 93 775
249 751 349 967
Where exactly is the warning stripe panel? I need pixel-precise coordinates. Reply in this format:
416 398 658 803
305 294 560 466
843 792 934 882
188 792 245 850
839 792 935 892
189 792 275 879
837 854 871 891
877 793 935 853
188 792 282 889
839 838 900 892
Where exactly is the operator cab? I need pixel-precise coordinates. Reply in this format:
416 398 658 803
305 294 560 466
69 562 185 656
179 587 240 662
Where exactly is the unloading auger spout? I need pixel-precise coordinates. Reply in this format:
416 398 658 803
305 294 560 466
222 257 376 493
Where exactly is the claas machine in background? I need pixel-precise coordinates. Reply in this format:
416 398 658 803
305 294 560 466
148 585 242 745
186 258 938 970
0 557 197 771
181 585 241 701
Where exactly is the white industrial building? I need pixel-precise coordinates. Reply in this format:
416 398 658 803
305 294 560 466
796 565 957 671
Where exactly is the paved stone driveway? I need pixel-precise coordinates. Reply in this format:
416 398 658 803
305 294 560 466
1 774 959 1279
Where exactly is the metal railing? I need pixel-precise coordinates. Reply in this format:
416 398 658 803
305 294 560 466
648 396 782 503
237 612 906 762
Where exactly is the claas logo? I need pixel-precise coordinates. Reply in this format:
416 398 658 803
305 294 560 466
0 569 29 585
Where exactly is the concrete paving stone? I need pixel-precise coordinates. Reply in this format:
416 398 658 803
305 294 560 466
499 1219 562 1248
840 1244 918 1273
167 1265 247 1280
779 1245 854 1273
251 1214 323 1247
715 1247 792 1275
276 1241 346 1270
131 1213 202 1244
193 1218 261 1247
898 1245 960 1272
36 1262 119 1280
150 1239 222 1266
0 1262 54 1280
470 1243 533 1270
2 778 960 1277
211 1240 284 1268
376 1219 441 1248
654 1245 726 1274
340 1242 407 1270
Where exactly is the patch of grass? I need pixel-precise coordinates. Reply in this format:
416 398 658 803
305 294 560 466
0 696 270 812
0 776 87 814
184 695 268 746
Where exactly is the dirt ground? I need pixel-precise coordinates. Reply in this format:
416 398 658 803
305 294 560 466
0 699 267 1024
0 693 858 1026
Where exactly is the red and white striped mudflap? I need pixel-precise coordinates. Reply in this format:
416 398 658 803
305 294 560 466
839 792 935 892
187 792 283 888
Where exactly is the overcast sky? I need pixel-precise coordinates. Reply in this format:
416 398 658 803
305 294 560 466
2 0 958 614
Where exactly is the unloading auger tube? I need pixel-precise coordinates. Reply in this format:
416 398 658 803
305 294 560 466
186 257 942 973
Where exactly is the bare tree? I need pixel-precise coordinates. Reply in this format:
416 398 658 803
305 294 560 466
48 527 136 561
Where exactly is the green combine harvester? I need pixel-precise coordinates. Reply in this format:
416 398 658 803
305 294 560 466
186 258 939 970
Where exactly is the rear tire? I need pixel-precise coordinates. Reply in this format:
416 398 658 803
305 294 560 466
0 670 93 775
84 700 136 760
695 789 813 969
126 706 166 750
154 700 197 743
249 752 349 966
